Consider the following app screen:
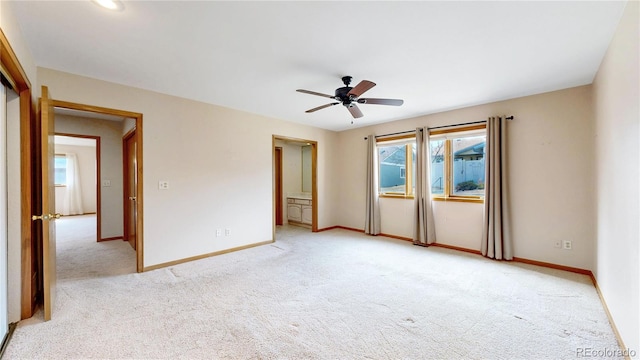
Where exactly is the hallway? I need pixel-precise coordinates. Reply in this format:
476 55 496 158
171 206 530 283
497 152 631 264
56 214 135 281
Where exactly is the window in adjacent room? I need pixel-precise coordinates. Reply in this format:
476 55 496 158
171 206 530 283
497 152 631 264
430 124 486 202
378 135 416 197
55 154 67 186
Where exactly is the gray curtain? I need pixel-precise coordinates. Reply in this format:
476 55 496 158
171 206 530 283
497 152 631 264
481 116 512 260
364 135 381 235
413 127 436 245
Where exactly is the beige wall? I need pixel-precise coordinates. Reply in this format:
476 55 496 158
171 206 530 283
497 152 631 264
336 85 595 270
122 118 136 136
38 67 338 267
593 0 639 353
302 145 312 193
282 142 303 197
0 2 37 91
55 115 124 239
54 143 97 214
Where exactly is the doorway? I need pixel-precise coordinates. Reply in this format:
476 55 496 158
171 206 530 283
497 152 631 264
275 147 283 226
33 97 144 321
1 78 9 349
272 135 318 237
49 101 143 273
0 75 22 340
1 29 37 321
122 128 137 250
53 134 100 241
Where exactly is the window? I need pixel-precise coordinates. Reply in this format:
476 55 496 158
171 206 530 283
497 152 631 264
55 154 67 186
430 140 445 195
430 125 486 202
378 136 416 197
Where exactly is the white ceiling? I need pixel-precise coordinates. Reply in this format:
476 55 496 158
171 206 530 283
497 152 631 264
9 1 627 131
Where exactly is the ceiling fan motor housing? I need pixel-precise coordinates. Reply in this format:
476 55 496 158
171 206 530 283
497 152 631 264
335 86 354 104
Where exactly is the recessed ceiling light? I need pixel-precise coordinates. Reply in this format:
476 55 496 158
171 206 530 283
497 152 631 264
92 0 124 11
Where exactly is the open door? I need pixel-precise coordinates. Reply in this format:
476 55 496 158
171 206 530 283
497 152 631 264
123 129 137 250
275 147 283 226
34 86 59 321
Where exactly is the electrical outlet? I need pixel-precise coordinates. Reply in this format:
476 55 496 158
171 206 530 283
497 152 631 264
216 229 222 237
225 228 230 236
158 181 169 190
554 240 561 248
102 180 111 187
563 240 572 250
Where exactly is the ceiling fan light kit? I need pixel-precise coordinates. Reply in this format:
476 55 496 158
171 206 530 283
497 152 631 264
297 76 404 121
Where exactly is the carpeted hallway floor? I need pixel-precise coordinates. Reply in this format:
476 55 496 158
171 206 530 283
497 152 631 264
55 214 136 281
4 217 622 359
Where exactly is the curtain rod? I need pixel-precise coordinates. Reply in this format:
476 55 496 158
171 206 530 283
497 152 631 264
428 116 514 130
363 129 418 140
363 116 514 140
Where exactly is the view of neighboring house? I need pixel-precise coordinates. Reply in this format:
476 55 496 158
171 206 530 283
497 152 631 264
379 144 413 193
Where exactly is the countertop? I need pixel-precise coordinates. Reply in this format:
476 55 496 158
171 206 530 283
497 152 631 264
287 193 312 200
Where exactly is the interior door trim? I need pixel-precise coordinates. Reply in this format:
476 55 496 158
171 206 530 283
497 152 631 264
122 128 136 250
275 147 283 226
50 100 144 273
0 28 36 320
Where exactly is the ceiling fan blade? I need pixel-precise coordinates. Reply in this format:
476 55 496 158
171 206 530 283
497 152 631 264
306 102 339 113
348 80 376 97
347 104 363 118
357 98 404 106
297 89 335 99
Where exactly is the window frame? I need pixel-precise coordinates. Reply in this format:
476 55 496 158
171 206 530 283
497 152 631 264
377 134 416 199
430 124 486 204
54 153 67 187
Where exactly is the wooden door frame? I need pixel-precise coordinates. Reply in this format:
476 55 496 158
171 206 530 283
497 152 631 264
54 133 101 242
274 147 283 226
122 128 136 250
50 100 144 273
272 135 318 239
0 28 37 319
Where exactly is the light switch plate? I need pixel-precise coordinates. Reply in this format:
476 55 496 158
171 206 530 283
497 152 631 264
102 180 111 187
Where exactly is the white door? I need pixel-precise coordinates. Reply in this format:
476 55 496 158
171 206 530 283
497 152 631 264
0 83 8 341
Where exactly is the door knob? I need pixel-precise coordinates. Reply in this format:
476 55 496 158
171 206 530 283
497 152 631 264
32 213 62 221
129 196 137 201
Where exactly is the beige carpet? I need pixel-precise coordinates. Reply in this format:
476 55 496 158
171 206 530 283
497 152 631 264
4 220 622 359
55 215 136 281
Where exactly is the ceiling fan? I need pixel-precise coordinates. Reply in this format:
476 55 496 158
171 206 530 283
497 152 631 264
297 76 404 119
